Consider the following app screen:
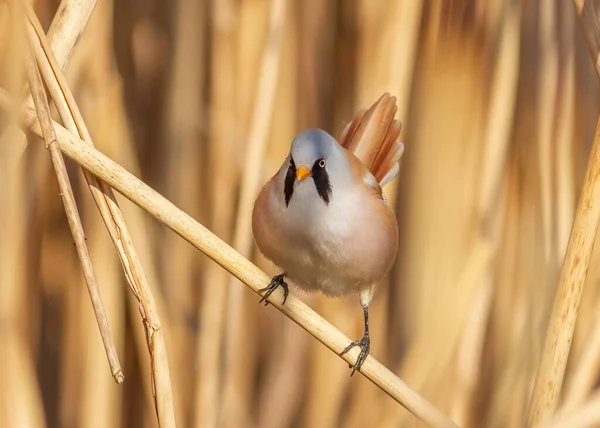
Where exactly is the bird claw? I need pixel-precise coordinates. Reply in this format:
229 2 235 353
340 335 370 376
259 273 289 306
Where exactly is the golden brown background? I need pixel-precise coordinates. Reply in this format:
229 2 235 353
2 0 600 427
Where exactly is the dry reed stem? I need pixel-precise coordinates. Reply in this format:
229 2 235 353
162 0 206 422
526 2 600 425
535 390 600 428
345 3 422 422
0 96 460 428
478 1 521 223
195 0 239 425
72 1 173 423
555 1 576 262
0 3 45 426
25 35 123 382
20 0 98 148
450 279 493 426
562 306 600 410
25 8 177 427
537 0 559 264
222 0 286 419
257 320 311 428
45 0 98 70
79 213 124 428
574 0 600 79
526 114 600 426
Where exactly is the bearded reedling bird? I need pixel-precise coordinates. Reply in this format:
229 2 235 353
252 93 404 375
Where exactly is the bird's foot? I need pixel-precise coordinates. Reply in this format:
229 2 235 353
340 335 370 376
259 273 289 306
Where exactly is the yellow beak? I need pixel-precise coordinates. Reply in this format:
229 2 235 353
296 166 312 181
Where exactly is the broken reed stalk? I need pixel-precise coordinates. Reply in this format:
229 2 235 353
24 7 177 428
526 1 600 425
24 36 123 382
0 94 459 428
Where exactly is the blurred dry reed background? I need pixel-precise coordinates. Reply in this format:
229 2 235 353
3 0 600 427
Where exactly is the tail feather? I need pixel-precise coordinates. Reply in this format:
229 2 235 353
338 92 404 186
339 108 367 148
379 162 400 188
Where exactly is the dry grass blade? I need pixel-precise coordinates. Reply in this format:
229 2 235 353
526 2 600 425
24 32 123 383
24 8 176 428
1 95 460 428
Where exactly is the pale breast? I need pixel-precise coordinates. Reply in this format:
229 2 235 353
252 179 398 297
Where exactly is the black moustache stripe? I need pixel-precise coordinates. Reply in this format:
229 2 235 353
283 157 332 207
284 158 296 207
312 159 332 205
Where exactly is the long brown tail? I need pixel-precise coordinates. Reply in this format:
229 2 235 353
338 93 404 186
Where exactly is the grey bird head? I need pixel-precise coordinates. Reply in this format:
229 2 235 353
282 129 354 207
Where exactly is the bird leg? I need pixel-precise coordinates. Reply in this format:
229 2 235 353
259 273 289 306
340 305 370 376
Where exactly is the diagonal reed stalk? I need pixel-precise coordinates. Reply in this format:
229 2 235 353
0 91 460 428
526 1 600 425
22 4 177 427
24 9 123 385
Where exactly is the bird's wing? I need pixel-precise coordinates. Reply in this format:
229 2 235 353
338 92 404 186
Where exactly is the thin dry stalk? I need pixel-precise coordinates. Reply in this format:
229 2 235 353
46 0 99 70
254 6 304 424
535 390 600 428
25 8 176 427
2 97 461 428
221 0 286 422
478 1 521 223
526 114 600 425
195 0 239 426
79 212 124 428
555 1 576 262
574 0 600 79
537 0 559 264
450 279 493 426
380 24 488 427
561 306 600 410
162 0 206 421
68 1 172 424
0 4 45 426
257 320 311 428
25 36 123 382
526 2 600 425
20 0 98 148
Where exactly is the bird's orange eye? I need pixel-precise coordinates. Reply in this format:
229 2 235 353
318 159 326 168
